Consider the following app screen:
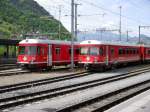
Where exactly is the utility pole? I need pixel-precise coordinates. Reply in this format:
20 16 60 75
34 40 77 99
119 6 122 41
100 30 103 40
138 25 150 44
75 3 80 41
58 5 62 40
139 25 141 43
126 30 132 42
100 13 106 40
71 0 75 70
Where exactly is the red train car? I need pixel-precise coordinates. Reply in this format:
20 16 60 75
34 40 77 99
79 40 141 70
17 38 79 70
142 45 150 62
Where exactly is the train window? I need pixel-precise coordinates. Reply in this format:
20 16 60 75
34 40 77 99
133 49 136 54
80 47 89 55
111 48 114 55
119 48 123 55
145 50 147 54
146 49 149 54
122 49 125 54
90 47 99 55
69 48 79 55
56 48 60 55
37 47 41 55
28 46 37 55
126 49 129 54
75 49 80 54
137 49 139 54
37 47 45 55
129 49 132 54
68 48 71 54
148 50 150 54
99 48 103 56
19 46 25 54
41 47 45 55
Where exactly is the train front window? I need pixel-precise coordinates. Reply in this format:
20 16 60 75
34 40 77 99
19 46 37 55
27 46 37 55
90 47 99 55
19 46 25 54
80 47 89 55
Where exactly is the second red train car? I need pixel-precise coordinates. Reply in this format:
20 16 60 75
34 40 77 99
79 40 142 70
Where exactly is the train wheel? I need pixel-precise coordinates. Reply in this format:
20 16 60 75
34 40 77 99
111 64 117 70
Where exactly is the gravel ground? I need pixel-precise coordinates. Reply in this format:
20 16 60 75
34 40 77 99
0 68 84 86
8 72 150 112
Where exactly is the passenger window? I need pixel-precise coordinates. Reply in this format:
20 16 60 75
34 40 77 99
111 48 114 55
68 48 71 54
37 47 41 55
119 48 123 55
122 49 125 54
75 49 79 54
41 47 45 55
148 50 150 54
137 49 139 54
133 49 135 54
126 49 129 54
56 48 60 55
129 49 132 54
99 48 103 56
146 50 149 54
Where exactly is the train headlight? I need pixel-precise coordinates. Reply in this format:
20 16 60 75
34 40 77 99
23 56 27 61
86 56 90 61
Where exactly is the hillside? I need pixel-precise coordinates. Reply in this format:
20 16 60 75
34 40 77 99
0 0 70 40
77 31 150 44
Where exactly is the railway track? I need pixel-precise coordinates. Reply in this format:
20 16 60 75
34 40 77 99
0 65 80 77
58 78 150 112
1 66 150 110
0 71 89 93
0 68 31 77
0 64 18 71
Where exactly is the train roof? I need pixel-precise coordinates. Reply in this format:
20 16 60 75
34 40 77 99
80 40 140 47
19 39 79 45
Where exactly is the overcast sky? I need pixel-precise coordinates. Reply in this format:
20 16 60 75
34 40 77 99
34 0 150 36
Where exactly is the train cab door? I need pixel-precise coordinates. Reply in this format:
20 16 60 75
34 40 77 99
110 47 115 63
47 45 52 66
105 45 109 66
55 47 61 63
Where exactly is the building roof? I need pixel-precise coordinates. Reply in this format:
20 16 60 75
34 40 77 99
0 39 20 45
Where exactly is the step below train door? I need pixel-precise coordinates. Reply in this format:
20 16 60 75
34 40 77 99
47 44 52 66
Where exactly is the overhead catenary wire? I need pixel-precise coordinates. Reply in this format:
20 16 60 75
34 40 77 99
80 0 150 25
